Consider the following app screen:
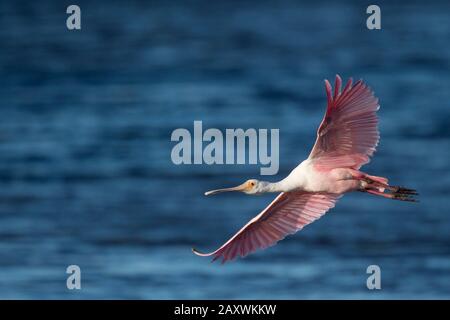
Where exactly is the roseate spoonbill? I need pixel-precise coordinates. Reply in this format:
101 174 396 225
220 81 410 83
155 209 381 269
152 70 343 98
193 75 418 263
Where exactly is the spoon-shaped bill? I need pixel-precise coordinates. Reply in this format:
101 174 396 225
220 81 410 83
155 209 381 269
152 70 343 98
204 183 247 196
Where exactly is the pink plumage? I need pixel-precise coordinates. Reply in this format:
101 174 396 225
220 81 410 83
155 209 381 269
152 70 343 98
194 75 418 263
193 192 339 263
310 76 380 171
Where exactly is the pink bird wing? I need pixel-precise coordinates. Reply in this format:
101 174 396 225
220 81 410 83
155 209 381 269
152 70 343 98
192 192 341 263
308 75 380 171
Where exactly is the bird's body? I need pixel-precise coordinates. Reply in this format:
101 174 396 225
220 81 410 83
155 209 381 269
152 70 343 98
194 75 417 263
282 160 356 194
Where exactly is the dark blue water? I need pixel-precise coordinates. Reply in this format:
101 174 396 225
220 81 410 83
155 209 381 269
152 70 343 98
0 0 449 299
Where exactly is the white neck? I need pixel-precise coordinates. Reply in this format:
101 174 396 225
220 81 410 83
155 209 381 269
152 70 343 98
261 180 290 193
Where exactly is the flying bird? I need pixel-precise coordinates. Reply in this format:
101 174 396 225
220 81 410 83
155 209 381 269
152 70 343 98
193 75 417 263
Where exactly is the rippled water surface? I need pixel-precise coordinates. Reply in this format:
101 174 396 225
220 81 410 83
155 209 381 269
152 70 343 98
0 0 449 299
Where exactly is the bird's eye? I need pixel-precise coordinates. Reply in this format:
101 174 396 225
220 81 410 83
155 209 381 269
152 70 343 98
251 182 255 186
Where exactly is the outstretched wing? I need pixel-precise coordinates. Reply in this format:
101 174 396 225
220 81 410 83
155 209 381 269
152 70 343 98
309 75 380 171
192 192 340 263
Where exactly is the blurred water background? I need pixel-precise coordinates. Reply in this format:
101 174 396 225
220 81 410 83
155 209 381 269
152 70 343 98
0 0 449 299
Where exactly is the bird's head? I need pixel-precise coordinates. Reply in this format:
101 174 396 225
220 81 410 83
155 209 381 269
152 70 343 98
205 179 265 196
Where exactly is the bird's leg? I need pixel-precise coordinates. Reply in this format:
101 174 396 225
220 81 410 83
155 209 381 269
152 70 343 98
384 185 418 195
363 188 418 202
348 170 419 202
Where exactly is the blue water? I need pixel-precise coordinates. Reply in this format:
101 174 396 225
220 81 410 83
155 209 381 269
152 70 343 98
0 0 449 299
